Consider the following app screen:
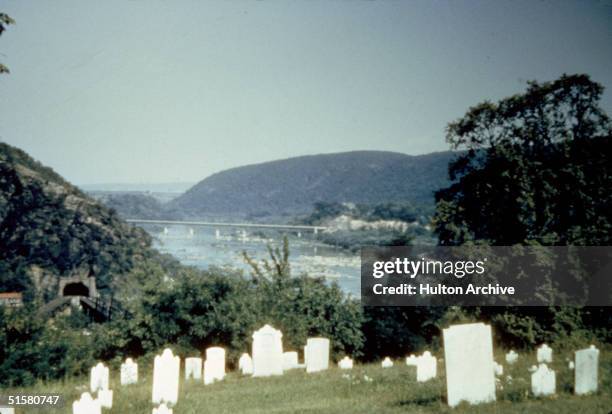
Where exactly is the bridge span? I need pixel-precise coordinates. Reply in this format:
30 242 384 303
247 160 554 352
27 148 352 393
125 219 328 233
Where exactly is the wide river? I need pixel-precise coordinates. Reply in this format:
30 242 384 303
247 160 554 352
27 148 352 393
140 224 361 297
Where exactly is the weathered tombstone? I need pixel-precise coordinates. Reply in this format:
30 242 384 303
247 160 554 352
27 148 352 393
443 322 496 407
338 356 353 370
97 389 113 409
238 353 253 375
416 351 437 382
531 363 556 396
90 362 109 393
537 344 553 363
575 345 599 395
405 354 418 366
505 350 518 365
305 337 330 373
152 348 180 406
185 357 203 381
73 392 101 414
569 361 575 370
204 347 226 385
381 357 393 368
252 325 284 377
494 362 504 376
283 351 299 371
152 403 173 414
121 358 138 385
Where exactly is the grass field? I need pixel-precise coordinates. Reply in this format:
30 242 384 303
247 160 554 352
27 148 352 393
3 347 610 414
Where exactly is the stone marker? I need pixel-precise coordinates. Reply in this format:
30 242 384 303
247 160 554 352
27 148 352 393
152 348 180 406
239 353 253 375
494 362 504 376
73 392 101 414
405 354 418 366
381 357 393 368
121 358 138 385
152 403 173 414
204 347 226 385
283 351 299 371
185 357 203 381
569 361 575 370
505 350 518 365
575 345 599 395
252 325 284 377
97 389 113 409
338 356 353 370
443 322 496 407
305 337 330 373
537 344 553 363
416 352 437 382
90 362 109 393
531 363 556 396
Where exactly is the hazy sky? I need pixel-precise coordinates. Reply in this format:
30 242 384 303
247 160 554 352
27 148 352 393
1 1 611 185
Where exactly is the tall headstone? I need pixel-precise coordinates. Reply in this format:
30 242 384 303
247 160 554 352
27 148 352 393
305 337 330 373
505 350 518 365
252 325 284 377
443 322 496 407
97 389 113 409
531 363 556 396
416 351 437 382
238 353 253 375
73 392 101 414
90 362 109 393
537 344 553 363
185 357 203 381
120 358 138 385
283 351 299 371
152 348 180 406
574 345 599 395
338 356 353 370
381 357 393 368
204 347 226 385
152 404 173 414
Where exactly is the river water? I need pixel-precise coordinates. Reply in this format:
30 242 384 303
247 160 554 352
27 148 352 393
140 224 361 297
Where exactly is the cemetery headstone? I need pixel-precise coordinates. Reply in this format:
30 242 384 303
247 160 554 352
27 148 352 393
338 356 353 370
494 362 504 376
381 357 393 368
505 350 518 365
305 337 330 373
531 363 556 396
97 389 113 409
416 351 437 382
283 351 299 371
574 345 599 395
252 325 284 377
405 354 418 366
443 322 496 407
73 392 101 414
90 362 109 393
185 357 203 381
537 344 553 363
152 348 180 406
204 347 226 385
121 358 138 385
239 353 253 375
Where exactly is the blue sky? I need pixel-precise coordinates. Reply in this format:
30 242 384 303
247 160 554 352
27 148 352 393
1 0 611 185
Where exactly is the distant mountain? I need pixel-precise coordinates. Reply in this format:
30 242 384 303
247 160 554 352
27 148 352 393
80 182 195 193
169 150 457 219
0 143 174 301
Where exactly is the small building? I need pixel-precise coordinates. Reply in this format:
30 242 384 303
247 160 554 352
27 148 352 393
0 292 23 307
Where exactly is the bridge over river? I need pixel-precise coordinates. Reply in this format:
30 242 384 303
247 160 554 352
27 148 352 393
126 219 328 234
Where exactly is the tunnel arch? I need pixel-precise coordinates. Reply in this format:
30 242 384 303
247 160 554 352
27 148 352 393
62 282 89 297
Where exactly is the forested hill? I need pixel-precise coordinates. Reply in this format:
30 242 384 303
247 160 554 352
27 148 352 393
0 142 173 301
169 150 457 218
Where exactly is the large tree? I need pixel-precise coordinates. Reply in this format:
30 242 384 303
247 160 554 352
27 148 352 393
434 74 611 246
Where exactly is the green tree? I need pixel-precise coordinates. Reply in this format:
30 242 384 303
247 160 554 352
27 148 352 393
0 13 15 74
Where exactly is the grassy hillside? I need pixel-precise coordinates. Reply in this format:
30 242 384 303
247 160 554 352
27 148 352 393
169 151 457 219
6 347 610 413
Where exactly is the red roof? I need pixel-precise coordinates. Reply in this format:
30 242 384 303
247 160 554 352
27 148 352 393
0 292 22 299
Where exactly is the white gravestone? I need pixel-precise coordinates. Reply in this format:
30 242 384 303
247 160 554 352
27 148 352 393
381 357 394 368
152 403 173 414
405 354 418 366
505 350 518 365
90 362 109 393
185 357 202 381
338 356 353 370
537 344 553 363
531 363 556 396
574 345 599 395
73 392 101 414
305 337 330 373
494 362 504 376
283 351 299 371
152 348 180 406
120 358 138 385
443 322 496 407
204 347 226 385
252 325 284 377
97 389 113 409
239 353 253 375
417 352 437 382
